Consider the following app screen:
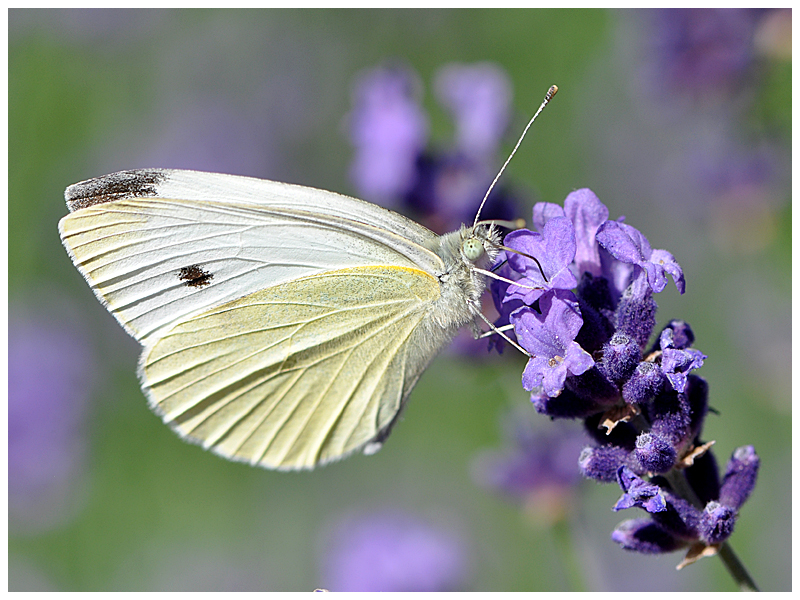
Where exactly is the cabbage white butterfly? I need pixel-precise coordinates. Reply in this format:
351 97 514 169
59 85 557 471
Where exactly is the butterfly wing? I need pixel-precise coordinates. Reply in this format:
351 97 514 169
59 169 445 345
59 169 457 469
142 265 453 470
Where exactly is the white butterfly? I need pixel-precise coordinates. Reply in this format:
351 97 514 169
59 168 503 470
58 86 556 471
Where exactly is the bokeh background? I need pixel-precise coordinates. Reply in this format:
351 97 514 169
8 8 791 592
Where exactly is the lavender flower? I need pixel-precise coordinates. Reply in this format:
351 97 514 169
317 510 470 592
595 219 685 295
434 62 512 161
493 188 759 572
503 217 578 305
513 290 594 398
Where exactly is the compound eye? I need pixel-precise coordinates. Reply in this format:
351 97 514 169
463 237 484 261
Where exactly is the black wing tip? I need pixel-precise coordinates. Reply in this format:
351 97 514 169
65 168 170 212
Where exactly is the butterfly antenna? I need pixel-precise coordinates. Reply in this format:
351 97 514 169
473 84 558 229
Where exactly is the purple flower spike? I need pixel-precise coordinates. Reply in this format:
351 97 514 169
614 466 667 513
9 306 96 534
564 188 610 278
596 220 686 294
513 291 594 397
504 217 578 305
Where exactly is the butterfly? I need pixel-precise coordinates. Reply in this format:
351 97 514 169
58 86 556 471
58 168 508 470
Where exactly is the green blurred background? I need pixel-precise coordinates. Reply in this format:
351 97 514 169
9 8 791 591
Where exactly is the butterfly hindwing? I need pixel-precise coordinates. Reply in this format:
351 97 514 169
141 265 451 470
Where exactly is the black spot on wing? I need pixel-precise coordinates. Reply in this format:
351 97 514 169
65 169 168 212
178 264 214 288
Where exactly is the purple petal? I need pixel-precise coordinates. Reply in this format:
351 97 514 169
596 220 649 264
661 348 706 393
563 188 609 277
597 220 685 295
649 248 686 294
532 201 565 232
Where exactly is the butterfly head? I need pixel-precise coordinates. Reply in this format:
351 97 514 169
460 222 505 268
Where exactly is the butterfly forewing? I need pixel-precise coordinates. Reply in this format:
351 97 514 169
141 265 445 470
59 190 444 345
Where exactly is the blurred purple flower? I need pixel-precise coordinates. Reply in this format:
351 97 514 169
434 62 512 160
138 98 282 178
472 413 586 525
9 302 96 534
347 61 520 234
563 188 610 278
648 8 762 96
318 510 470 592
348 65 428 207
